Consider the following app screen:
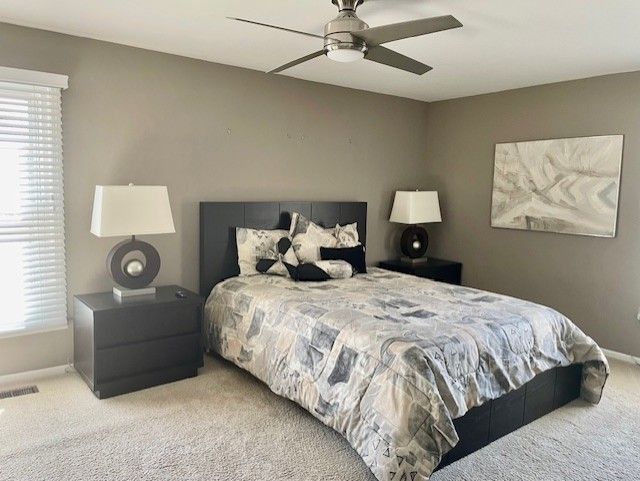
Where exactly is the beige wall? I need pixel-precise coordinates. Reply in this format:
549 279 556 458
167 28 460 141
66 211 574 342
425 72 640 357
0 23 430 375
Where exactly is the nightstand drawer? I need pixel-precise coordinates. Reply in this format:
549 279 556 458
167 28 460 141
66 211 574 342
379 258 462 285
95 332 201 382
94 303 200 349
419 268 460 284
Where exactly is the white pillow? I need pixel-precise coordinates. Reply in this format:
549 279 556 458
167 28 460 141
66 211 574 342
312 260 354 280
236 227 291 276
288 212 360 263
292 222 337 263
335 222 360 247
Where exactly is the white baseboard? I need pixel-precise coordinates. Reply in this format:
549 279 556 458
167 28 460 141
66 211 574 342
0 364 74 387
601 348 640 366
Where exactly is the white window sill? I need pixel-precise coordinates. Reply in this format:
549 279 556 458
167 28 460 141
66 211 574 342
0 323 70 340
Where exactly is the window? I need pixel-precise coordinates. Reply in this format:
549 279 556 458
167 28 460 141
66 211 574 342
0 67 68 335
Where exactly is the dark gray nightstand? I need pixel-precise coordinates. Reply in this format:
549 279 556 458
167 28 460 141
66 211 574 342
73 285 204 399
379 258 463 285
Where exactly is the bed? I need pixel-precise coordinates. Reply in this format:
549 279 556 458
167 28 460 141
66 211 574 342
199 201 608 481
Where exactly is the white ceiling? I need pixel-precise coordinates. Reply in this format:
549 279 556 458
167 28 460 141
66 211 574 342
1 0 639 102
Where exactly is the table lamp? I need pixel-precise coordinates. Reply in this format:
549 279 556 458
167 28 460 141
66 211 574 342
90 184 175 298
389 190 442 264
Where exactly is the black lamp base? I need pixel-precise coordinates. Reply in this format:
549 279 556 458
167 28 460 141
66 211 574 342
106 235 161 291
399 224 429 260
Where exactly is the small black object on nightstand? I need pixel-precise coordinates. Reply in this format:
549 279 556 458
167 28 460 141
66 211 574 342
73 285 204 399
379 258 462 285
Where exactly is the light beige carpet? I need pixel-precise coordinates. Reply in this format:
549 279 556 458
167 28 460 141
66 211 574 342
1 356 638 481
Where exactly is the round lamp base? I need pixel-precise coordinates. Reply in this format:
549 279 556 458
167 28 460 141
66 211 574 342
106 237 161 289
400 225 429 259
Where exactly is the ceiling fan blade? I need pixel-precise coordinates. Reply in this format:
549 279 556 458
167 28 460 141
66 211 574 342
365 46 432 75
227 17 324 40
269 50 326 74
352 15 462 46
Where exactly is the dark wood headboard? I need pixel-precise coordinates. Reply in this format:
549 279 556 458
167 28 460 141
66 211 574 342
199 201 367 297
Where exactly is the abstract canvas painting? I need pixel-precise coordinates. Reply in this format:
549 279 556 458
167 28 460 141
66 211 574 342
491 135 623 237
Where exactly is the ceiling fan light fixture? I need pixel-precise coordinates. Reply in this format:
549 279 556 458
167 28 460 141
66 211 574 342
327 48 365 63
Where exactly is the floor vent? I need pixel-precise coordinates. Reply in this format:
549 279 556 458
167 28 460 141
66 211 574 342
0 385 39 399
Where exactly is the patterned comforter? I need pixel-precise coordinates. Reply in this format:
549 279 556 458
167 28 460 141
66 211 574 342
204 268 608 481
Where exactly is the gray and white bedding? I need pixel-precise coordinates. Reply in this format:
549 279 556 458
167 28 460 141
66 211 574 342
204 268 608 481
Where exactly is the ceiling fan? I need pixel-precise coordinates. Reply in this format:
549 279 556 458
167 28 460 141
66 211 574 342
229 0 462 75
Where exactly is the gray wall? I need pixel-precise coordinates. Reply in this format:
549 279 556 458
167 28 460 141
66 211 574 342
1 21 637 377
0 23 430 375
425 71 640 357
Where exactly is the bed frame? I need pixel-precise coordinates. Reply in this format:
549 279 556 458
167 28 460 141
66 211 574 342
199 201 582 469
436 363 581 469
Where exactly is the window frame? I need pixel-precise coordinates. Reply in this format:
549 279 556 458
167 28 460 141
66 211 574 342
0 66 69 337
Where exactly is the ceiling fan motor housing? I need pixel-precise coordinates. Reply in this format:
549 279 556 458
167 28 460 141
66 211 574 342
324 10 369 56
331 0 364 12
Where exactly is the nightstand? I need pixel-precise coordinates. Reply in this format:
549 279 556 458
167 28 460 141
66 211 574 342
73 285 204 399
379 258 463 285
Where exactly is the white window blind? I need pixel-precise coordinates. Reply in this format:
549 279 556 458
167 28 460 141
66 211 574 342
0 69 68 335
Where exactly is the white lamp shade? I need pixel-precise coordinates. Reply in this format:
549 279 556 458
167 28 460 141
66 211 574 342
389 191 442 224
90 185 175 237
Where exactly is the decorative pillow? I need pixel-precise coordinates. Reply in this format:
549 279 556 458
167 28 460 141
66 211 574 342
320 245 367 274
294 260 354 282
288 212 361 263
288 213 338 263
256 237 298 278
335 222 360 247
236 227 291 276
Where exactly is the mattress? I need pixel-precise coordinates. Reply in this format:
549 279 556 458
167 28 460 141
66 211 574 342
204 268 608 481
